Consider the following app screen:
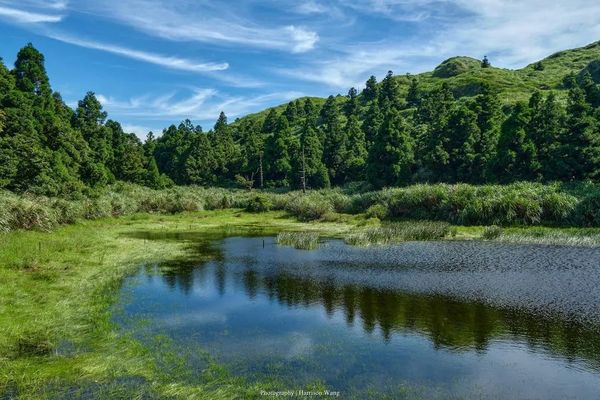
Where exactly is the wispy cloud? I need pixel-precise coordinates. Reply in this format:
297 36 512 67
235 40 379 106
77 0 319 53
47 33 229 73
97 88 304 127
281 0 600 88
0 5 63 23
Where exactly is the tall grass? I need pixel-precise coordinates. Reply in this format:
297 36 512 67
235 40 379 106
1 181 598 233
276 231 320 250
345 221 453 246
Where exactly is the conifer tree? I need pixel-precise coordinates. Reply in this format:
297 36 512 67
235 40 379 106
445 104 479 182
264 116 293 186
362 75 379 104
295 120 329 189
494 102 539 181
345 87 359 117
473 83 502 181
344 115 368 181
367 109 415 187
320 96 348 184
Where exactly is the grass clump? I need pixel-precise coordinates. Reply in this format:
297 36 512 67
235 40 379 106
277 231 320 250
482 225 503 240
346 221 452 246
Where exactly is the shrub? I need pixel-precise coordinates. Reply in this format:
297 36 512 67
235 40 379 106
246 194 272 212
573 191 600 227
365 204 388 220
7 197 58 231
285 195 333 221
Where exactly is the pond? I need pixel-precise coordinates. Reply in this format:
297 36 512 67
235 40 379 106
116 235 600 399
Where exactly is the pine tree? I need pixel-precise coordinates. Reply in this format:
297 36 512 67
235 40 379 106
416 83 454 178
295 120 329 189
445 104 479 182
367 109 415 187
13 43 51 97
262 108 279 134
344 115 368 181
528 92 565 180
212 111 240 179
362 75 379 104
379 70 403 109
406 76 420 108
481 56 491 68
320 96 348 184
560 85 599 179
363 101 383 148
264 115 293 186
345 87 359 117
494 102 539 181
473 83 502 181
186 131 219 185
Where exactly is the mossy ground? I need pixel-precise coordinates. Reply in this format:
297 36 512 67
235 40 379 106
1 210 598 399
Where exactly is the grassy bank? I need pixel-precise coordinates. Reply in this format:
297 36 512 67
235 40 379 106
1 182 599 236
0 210 360 399
2 209 599 398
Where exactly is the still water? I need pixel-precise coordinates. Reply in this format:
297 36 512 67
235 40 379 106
116 235 600 399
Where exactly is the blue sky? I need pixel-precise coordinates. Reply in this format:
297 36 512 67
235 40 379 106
1 0 599 138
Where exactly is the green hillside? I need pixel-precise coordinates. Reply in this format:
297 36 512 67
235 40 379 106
235 40 600 125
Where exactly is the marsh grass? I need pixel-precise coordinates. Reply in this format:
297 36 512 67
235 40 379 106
498 228 600 247
1 181 598 234
345 221 453 246
482 225 503 240
277 231 320 250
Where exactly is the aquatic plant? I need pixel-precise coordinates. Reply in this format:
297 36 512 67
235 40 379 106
277 231 320 250
345 221 452 246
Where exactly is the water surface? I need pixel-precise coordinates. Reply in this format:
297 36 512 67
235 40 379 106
116 236 600 399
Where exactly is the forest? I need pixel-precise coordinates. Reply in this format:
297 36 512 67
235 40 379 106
0 43 599 197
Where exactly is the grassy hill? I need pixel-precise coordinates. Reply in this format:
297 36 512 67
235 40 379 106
234 40 600 126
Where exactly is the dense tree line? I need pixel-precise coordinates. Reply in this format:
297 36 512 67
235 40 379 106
0 44 598 196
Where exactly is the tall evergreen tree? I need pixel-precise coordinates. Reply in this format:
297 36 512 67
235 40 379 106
527 92 565 180
473 83 502 181
559 85 600 179
264 116 293 186
367 109 415 187
494 102 539 181
406 76 420 108
445 104 479 182
362 75 379 105
344 115 368 181
379 70 403 109
345 87 359 117
295 120 329 189
320 96 348 184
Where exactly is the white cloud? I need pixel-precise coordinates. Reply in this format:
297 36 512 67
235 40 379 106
76 0 319 53
47 33 229 73
97 88 304 125
282 0 600 88
121 124 160 138
295 1 328 14
0 5 63 23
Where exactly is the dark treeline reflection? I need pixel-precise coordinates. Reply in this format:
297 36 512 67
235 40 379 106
148 255 600 372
